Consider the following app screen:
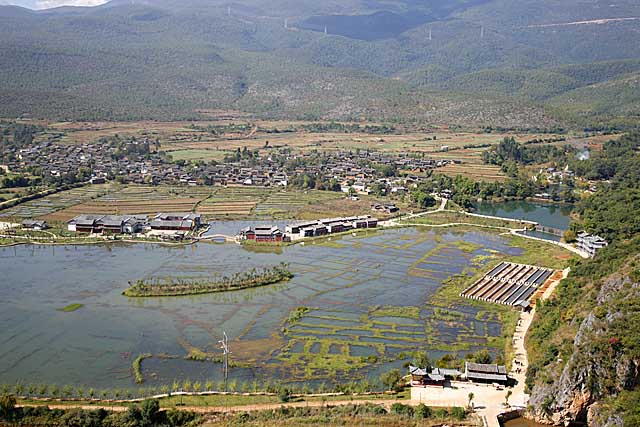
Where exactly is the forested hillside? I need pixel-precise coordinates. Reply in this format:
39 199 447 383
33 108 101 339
1 0 640 125
526 132 640 425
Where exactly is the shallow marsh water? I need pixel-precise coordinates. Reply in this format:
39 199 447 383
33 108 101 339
0 227 520 388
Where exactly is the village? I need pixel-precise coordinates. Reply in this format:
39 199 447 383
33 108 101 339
7 137 456 193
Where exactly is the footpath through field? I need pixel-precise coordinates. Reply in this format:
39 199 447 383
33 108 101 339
19 398 403 414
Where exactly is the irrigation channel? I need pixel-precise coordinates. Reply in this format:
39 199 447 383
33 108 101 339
1 223 554 390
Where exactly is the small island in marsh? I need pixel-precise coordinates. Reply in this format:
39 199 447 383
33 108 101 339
123 263 293 297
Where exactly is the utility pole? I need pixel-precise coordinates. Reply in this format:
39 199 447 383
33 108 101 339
324 25 328 35
218 331 230 392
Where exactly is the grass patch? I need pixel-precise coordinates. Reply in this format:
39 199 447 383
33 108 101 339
403 210 518 229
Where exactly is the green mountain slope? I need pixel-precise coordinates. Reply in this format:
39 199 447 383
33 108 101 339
0 0 639 125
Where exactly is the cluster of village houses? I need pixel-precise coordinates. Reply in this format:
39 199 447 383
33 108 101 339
11 139 453 191
238 215 379 242
63 213 203 236
409 361 510 387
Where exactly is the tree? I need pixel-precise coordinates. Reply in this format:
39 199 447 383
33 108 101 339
51 385 60 399
277 386 291 403
160 385 169 396
413 352 431 370
468 392 475 409
0 394 16 421
473 350 493 364
413 191 436 209
563 229 577 243
380 369 403 392
13 383 24 397
37 384 48 397
140 398 160 426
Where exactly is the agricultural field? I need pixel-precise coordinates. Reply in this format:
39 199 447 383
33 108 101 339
40 118 587 155
197 187 268 218
0 182 382 225
436 163 505 182
42 186 212 223
0 184 115 221
196 187 379 220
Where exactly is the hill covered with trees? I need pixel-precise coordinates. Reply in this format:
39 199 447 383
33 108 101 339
1 0 640 126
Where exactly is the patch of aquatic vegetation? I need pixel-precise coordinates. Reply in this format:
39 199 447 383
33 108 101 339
452 240 483 253
57 303 84 312
285 306 310 324
123 263 293 297
132 353 151 384
186 348 208 361
432 307 465 322
370 306 421 320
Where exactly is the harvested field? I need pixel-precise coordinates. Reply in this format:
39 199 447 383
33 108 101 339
437 164 506 182
196 201 257 216
254 191 343 217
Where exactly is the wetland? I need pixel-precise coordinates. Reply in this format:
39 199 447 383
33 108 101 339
0 226 571 390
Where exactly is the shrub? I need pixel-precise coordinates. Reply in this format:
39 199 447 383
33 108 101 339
278 387 291 403
415 403 432 419
451 406 466 420
391 403 414 417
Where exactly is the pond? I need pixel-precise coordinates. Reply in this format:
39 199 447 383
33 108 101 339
0 227 521 389
474 200 573 230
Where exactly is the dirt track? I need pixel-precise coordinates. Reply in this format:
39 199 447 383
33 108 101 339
20 398 403 414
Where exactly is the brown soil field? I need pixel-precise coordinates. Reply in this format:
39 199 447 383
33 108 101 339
437 164 506 182
196 201 257 216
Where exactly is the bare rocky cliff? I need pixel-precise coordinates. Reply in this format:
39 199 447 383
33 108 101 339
527 276 640 426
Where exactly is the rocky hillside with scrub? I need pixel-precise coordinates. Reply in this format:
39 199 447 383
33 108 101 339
525 133 640 426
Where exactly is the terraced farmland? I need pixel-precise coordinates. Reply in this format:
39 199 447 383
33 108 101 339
41 186 212 222
254 190 343 217
437 163 506 182
196 187 269 217
0 185 113 221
